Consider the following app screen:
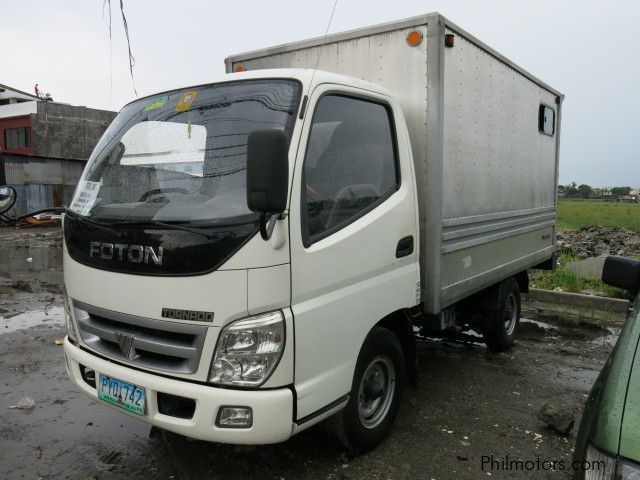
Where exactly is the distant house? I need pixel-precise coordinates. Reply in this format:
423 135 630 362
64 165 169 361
0 83 116 215
630 189 640 197
618 195 638 203
600 188 613 199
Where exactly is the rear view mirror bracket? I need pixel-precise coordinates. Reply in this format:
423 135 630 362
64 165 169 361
260 211 288 241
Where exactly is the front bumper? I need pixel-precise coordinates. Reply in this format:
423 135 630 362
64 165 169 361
64 338 294 444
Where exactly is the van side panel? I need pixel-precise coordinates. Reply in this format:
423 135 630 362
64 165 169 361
439 26 559 307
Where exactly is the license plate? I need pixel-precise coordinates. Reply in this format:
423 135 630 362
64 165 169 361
98 374 146 416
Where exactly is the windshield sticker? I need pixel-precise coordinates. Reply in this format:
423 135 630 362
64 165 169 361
144 95 168 111
70 180 101 216
176 91 198 112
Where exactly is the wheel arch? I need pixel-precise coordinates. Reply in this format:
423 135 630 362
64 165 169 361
515 270 529 294
374 309 417 387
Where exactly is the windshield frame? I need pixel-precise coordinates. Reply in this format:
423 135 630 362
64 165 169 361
72 77 303 227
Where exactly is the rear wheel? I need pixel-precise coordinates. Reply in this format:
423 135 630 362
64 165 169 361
324 326 405 453
483 277 521 352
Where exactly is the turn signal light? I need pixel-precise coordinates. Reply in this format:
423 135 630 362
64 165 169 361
406 30 423 47
235 65 246 72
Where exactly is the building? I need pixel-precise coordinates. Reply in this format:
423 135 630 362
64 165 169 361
0 83 116 216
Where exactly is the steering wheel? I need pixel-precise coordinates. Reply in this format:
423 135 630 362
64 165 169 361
306 184 322 201
139 188 189 203
324 184 379 229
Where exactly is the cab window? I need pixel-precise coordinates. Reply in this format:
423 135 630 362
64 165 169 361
302 94 399 244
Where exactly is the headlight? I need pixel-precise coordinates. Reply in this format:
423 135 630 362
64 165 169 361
584 443 619 479
619 460 640 479
63 289 78 342
209 311 284 387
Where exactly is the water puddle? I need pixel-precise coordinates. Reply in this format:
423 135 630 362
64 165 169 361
0 229 63 300
520 318 558 331
590 327 620 347
0 306 64 335
0 242 63 285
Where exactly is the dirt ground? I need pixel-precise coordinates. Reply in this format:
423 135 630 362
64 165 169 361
0 227 618 479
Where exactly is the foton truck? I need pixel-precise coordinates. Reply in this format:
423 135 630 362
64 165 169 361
58 13 562 451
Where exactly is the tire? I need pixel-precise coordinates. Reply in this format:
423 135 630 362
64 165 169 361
483 277 521 352
325 326 405 454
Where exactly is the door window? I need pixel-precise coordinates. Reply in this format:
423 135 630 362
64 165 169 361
302 94 399 244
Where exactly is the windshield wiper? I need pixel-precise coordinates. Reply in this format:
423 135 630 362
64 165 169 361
113 219 224 239
65 210 126 238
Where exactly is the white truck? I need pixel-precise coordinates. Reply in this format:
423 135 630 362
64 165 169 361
57 12 561 451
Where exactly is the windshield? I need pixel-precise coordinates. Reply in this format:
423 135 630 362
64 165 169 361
70 79 300 224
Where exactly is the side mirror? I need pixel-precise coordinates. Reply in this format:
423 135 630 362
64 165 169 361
0 185 17 215
602 256 640 297
246 129 289 239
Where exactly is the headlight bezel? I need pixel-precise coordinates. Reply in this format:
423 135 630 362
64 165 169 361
584 442 640 479
63 288 78 342
618 458 640 479
208 310 286 388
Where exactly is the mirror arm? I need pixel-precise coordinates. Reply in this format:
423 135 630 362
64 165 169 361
259 211 287 241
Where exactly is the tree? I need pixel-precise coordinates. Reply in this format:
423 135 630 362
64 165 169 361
577 184 593 199
611 186 631 197
566 182 579 198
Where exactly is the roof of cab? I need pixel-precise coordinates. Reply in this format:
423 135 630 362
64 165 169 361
125 68 393 110
228 68 394 96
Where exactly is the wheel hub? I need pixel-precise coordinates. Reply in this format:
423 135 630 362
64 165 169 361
357 355 396 429
503 293 518 336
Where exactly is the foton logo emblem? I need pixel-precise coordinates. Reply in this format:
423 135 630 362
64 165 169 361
115 331 137 360
89 242 163 265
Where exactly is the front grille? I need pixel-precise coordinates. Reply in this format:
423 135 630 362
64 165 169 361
73 301 208 374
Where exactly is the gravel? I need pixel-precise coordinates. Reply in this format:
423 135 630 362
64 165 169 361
558 225 640 259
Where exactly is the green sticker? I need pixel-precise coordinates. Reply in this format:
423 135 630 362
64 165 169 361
144 95 168 111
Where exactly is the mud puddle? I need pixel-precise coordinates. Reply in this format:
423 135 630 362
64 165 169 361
0 227 63 320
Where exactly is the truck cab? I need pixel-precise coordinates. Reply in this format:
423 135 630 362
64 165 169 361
63 69 421 449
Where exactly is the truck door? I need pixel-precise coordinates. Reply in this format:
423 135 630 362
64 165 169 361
289 85 419 421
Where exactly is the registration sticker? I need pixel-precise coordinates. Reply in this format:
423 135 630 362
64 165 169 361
144 95 168 111
175 91 198 112
69 180 101 216
98 374 146 416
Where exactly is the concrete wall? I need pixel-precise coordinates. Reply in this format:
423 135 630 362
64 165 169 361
31 102 116 161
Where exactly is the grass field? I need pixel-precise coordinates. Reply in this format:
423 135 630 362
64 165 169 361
534 198 639 298
558 198 640 232
529 253 627 299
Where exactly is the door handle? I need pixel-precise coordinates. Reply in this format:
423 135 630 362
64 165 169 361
396 235 414 258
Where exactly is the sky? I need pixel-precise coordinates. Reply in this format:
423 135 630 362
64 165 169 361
2 0 638 187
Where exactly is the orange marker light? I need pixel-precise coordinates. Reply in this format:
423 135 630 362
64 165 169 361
406 31 423 47
235 65 245 72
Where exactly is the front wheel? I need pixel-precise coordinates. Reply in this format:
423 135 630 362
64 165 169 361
324 326 405 453
483 277 521 352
